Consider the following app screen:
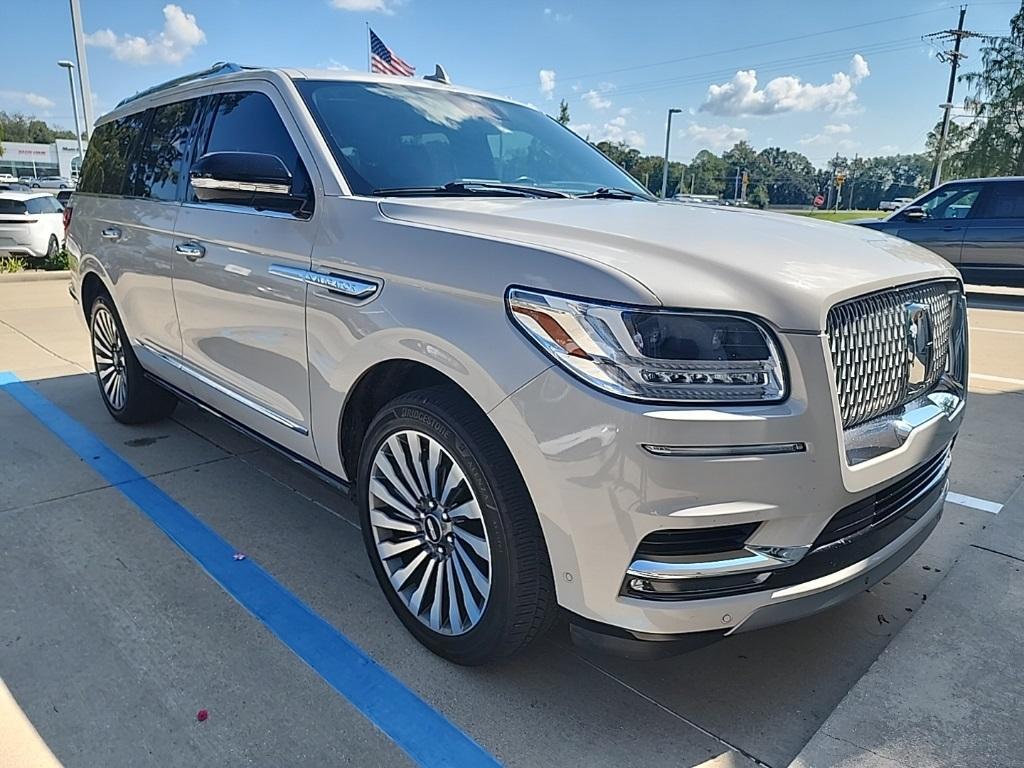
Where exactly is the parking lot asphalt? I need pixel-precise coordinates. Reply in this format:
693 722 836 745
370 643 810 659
2 279 1022 768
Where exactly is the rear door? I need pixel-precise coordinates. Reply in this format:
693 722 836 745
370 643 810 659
171 86 319 459
961 180 1024 284
892 182 986 267
117 98 203 378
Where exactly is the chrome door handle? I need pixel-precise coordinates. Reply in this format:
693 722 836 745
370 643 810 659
175 242 205 261
100 227 122 240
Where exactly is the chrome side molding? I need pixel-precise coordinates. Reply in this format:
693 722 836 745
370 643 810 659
268 264 378 300
641 442 806 458
136 340 309 436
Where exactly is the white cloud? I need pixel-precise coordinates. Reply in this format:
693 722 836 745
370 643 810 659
543 7 572 22
683 122 749 151
590 114 645 148
320 58 352 71
700 55 870 117
0 90 57 111
538 69 556 100
582 89 612 110
798 123 857 148
85 4 205 65
330 0 399 13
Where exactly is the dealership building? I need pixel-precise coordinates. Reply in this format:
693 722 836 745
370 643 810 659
0 139 88 180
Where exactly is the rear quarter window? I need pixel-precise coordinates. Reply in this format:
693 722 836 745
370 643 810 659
25 196 63 214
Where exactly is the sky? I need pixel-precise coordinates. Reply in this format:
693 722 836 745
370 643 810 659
2 0 1021 167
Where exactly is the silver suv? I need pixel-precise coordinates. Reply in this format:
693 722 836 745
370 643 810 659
67 64 967 664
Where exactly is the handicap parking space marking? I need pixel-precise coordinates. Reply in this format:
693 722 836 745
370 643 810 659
0 372 500 768
947 491 1004 515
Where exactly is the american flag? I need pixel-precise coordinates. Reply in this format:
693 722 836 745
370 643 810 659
370 29 415 77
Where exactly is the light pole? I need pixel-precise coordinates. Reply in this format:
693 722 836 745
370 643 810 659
58 60 85 182
69 0 95 138
660 108 681 199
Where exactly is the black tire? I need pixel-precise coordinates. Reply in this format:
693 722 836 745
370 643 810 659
356 388 557 665
89 294 177 424
45 235 59 260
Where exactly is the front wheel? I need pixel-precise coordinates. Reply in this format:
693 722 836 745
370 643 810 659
89 294 177 424
357 389 557 665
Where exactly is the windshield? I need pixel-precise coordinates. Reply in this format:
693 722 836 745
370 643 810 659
297 80 651 198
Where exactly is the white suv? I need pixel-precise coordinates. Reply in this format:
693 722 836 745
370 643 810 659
0 191 65 260
67 64 966 663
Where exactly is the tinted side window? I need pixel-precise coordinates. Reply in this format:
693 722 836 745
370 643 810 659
192 91 313 213
25 196 63 214
980 182 1024 219
0 199 27 214
133 99 199 202
916 183 983 220
76 113 147 195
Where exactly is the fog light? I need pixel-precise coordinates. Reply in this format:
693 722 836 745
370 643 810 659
629 577 654 593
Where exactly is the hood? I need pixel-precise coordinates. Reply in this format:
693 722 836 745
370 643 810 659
379 198 958 332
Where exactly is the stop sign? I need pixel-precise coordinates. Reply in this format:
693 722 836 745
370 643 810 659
813 194 825 207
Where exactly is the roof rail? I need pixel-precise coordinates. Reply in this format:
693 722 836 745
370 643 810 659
115 62 253 108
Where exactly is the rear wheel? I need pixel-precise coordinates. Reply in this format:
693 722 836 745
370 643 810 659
89 294 177 424
357 388 557 665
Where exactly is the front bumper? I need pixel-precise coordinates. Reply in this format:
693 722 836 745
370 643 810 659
488 329 962 639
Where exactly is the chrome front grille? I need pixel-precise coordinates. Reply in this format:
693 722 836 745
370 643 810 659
826 280 960 428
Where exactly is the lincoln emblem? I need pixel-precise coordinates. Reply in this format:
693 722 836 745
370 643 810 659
905 302 933 392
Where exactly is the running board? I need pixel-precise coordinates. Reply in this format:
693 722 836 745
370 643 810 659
144 372 353 498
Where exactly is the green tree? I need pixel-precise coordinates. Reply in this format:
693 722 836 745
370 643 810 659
0 112 77 144
755 147 817 205
687 150 728 197
959 4 1024 176
556 99 571 126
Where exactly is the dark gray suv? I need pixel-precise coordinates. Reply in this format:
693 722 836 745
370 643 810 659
855 177 1024 287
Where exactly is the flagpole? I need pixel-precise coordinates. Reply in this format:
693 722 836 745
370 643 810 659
366 22 371 72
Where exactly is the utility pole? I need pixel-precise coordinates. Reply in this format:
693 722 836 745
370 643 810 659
848 154 859 210
690 174 695 194
661 108 681 198
733 167 741 201
925 6 980 187
57 61 85 179
69 0 95 138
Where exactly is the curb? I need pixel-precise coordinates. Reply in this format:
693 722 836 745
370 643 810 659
0 270 71 283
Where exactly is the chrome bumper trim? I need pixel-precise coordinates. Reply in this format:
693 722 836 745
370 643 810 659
641 442 807 458
844 387 963 465
626 544 809 581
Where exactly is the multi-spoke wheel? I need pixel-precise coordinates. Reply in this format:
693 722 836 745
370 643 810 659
92 303 128 411
88 293 177 424
368 429 492 636
358 389 557 665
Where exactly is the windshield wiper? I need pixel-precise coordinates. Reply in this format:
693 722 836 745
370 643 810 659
575 187 653 200
372 181 570 199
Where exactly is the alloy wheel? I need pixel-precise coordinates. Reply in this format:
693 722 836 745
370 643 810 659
92 305 128 411
368 429 492 636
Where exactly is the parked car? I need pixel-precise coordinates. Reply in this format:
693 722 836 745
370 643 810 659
67 65 966 663
0 191 65 260
54 189 73 208
878 196 914 212
855 177 1024 286
30 176 73 189
0 183 32 192
0 173 18 184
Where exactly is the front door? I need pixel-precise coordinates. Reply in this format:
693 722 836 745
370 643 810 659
172 87 320 458
893 182 986 267
961 180 1024 283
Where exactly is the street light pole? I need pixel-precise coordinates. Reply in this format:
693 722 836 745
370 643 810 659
69 0 95 138
58 60 85 182
661 108 681 199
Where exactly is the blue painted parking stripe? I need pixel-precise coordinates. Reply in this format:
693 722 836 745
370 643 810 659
0 372 501 768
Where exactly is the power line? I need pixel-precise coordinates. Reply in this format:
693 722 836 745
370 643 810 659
497 6 961 92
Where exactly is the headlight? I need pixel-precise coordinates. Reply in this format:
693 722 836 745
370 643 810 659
507 288 786 403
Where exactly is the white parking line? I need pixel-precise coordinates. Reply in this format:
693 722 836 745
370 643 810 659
970 373 1024 387
947 492 1003 515
972 326 1024 336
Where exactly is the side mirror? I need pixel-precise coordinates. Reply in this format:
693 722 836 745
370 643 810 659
190 151 292 199
902 206 927 221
